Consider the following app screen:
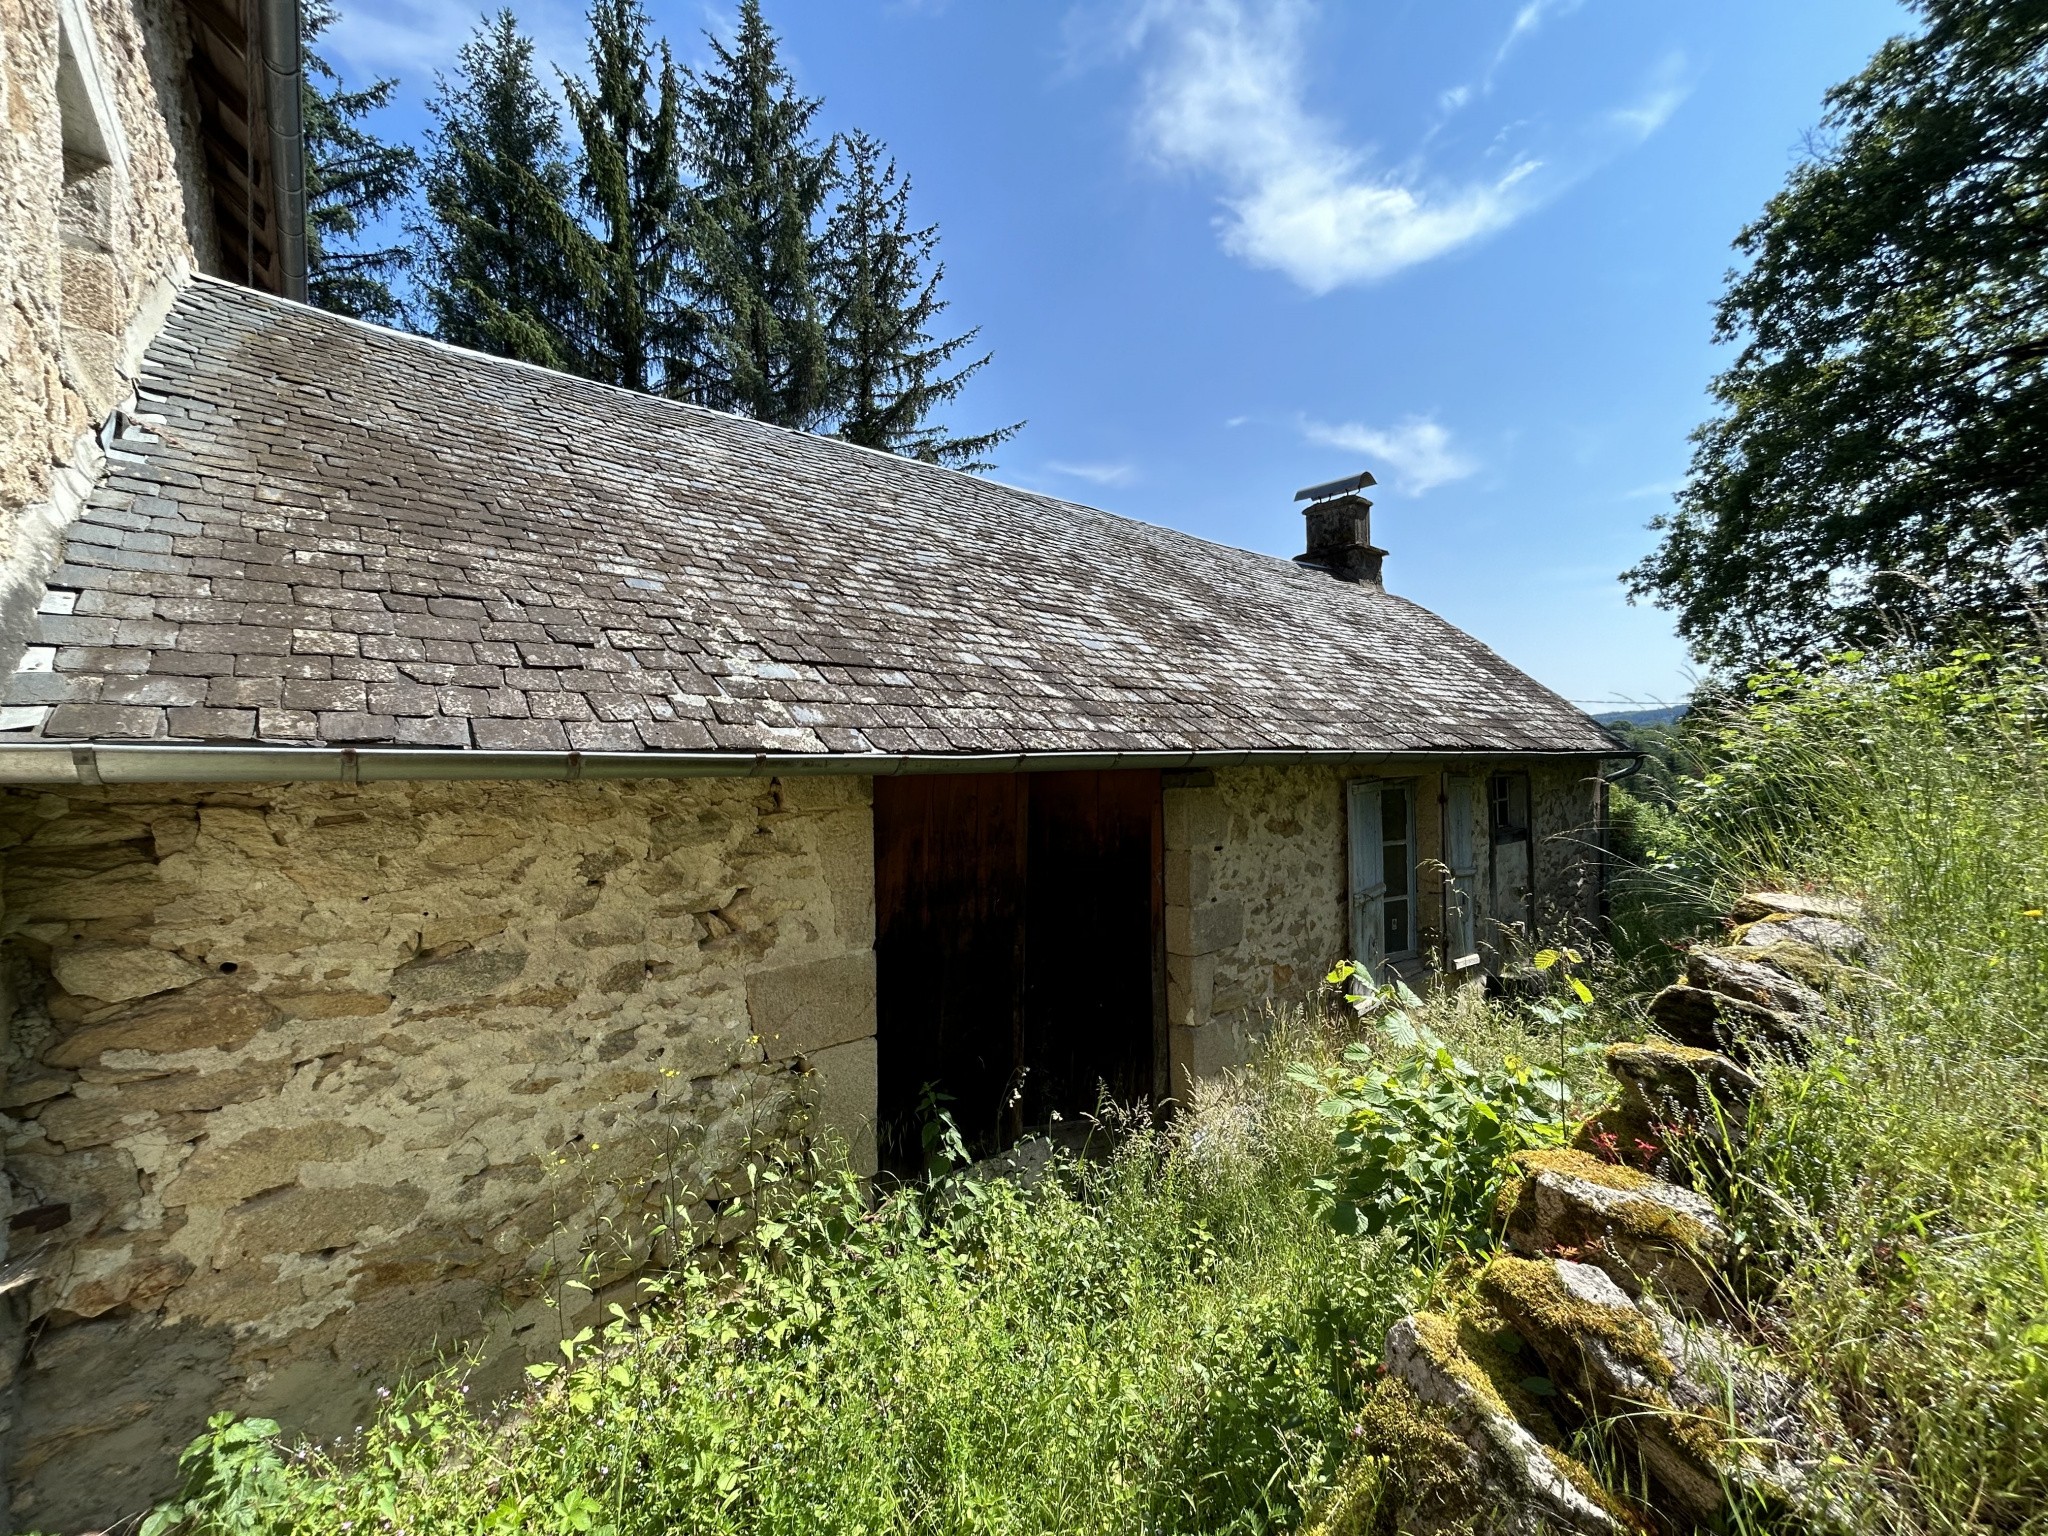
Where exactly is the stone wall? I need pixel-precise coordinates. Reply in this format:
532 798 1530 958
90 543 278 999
1531 761 1606 946
1 0 204 675
1166 761 1606 1086
0 773 876 1530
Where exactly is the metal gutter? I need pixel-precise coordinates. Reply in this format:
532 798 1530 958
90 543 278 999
0 743 1625 788
258 0 308 302
1599 753 1648 784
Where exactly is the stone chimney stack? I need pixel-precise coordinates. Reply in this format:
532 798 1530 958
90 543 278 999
1293 471 1386 588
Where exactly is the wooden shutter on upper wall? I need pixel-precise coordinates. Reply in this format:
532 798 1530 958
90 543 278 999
1444 775 1481 967
1346 779 1386 979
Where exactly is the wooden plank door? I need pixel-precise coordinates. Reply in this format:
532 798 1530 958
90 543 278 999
873 770 1163 1174
873 774 1027 1170
1020 770 1163 1134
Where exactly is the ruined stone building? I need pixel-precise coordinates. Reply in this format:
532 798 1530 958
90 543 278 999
0 0 1623 1527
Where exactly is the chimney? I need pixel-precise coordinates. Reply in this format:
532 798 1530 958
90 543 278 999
1292 471 1386 588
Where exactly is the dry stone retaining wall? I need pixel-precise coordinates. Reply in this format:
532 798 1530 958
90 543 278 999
0 772 876 1530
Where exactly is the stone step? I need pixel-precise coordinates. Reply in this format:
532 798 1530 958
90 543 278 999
1497 1148 1730 1317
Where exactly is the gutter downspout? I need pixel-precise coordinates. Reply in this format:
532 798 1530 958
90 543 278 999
259 0 308 302
0 744 1626 788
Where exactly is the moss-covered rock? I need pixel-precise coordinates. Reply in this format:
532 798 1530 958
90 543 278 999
1733 910 1871 963
1477 1256 1839 1529
1347 1312 1631 1534
1497 1148 1730 1316
1647 982 1810 1063
1685 946 1831 1020
1605 1040 1760 1121
1728 890 1861 926
1478 1257 1726 1522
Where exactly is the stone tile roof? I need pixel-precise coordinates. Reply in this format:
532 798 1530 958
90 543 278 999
1 277 1620 759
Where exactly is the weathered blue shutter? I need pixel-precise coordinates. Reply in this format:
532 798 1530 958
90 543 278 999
1445 775 1480 963
1347 780 1386 977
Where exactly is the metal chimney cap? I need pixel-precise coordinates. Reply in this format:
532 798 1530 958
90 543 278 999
1294 470 1378 503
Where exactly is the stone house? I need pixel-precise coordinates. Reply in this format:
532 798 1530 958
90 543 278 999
0 0 1623 1527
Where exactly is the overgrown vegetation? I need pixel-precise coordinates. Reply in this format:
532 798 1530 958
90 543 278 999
1614 649 2048 1532
144 651 2048 1533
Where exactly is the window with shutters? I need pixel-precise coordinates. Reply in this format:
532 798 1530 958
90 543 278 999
1489 772 1532 844
1348 778 1418 976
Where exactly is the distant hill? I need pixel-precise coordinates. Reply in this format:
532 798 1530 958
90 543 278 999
1593 705 1688 727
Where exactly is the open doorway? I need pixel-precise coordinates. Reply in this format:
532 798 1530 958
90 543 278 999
873 770 1164 1175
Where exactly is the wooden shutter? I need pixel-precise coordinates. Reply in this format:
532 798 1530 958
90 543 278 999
1444 775 1480 963
1347 779 1386 977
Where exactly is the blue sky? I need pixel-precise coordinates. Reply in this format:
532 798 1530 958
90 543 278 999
323 0 1911 709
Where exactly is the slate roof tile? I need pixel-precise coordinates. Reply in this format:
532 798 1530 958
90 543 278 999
5 279 1620 758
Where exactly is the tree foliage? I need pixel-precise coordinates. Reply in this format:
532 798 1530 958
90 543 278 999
680 0 836 427
406 0 1015 465
562 0 697 394
1627 0 2048 671
416 11 592 369
824 132 1018 469
301 0 416 324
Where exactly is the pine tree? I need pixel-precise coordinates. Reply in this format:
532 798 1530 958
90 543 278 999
416 11 592 370
301 0 417 323
680 0 835 428
822 131 1018 470
561 0 696 394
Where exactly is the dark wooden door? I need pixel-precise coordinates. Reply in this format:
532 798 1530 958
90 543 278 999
1020 771 1164 1132
873 770 1163 1173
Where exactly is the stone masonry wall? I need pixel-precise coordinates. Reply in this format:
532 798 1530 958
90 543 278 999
2 0 205 672
0 773 876 1531
1531 761 1605 946
1166 762 1606 1087
1165 766 1348 1089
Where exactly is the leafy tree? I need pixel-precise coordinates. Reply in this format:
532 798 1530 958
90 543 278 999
680 0 836 427
301 0 416 323
822 131 1018 469
561 0 697 394
1626 0 2048 671
416 11 593 369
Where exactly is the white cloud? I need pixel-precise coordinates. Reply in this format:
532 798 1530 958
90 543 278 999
1490 0 1584 79
1047 460 1138 487
1302 416 1477 495
323 0 586 93
1609 52 1693 141
1123 0 1543 293
1102 0 1688 295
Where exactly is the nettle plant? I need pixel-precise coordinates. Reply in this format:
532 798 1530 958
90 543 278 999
1295 964 1569 1266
